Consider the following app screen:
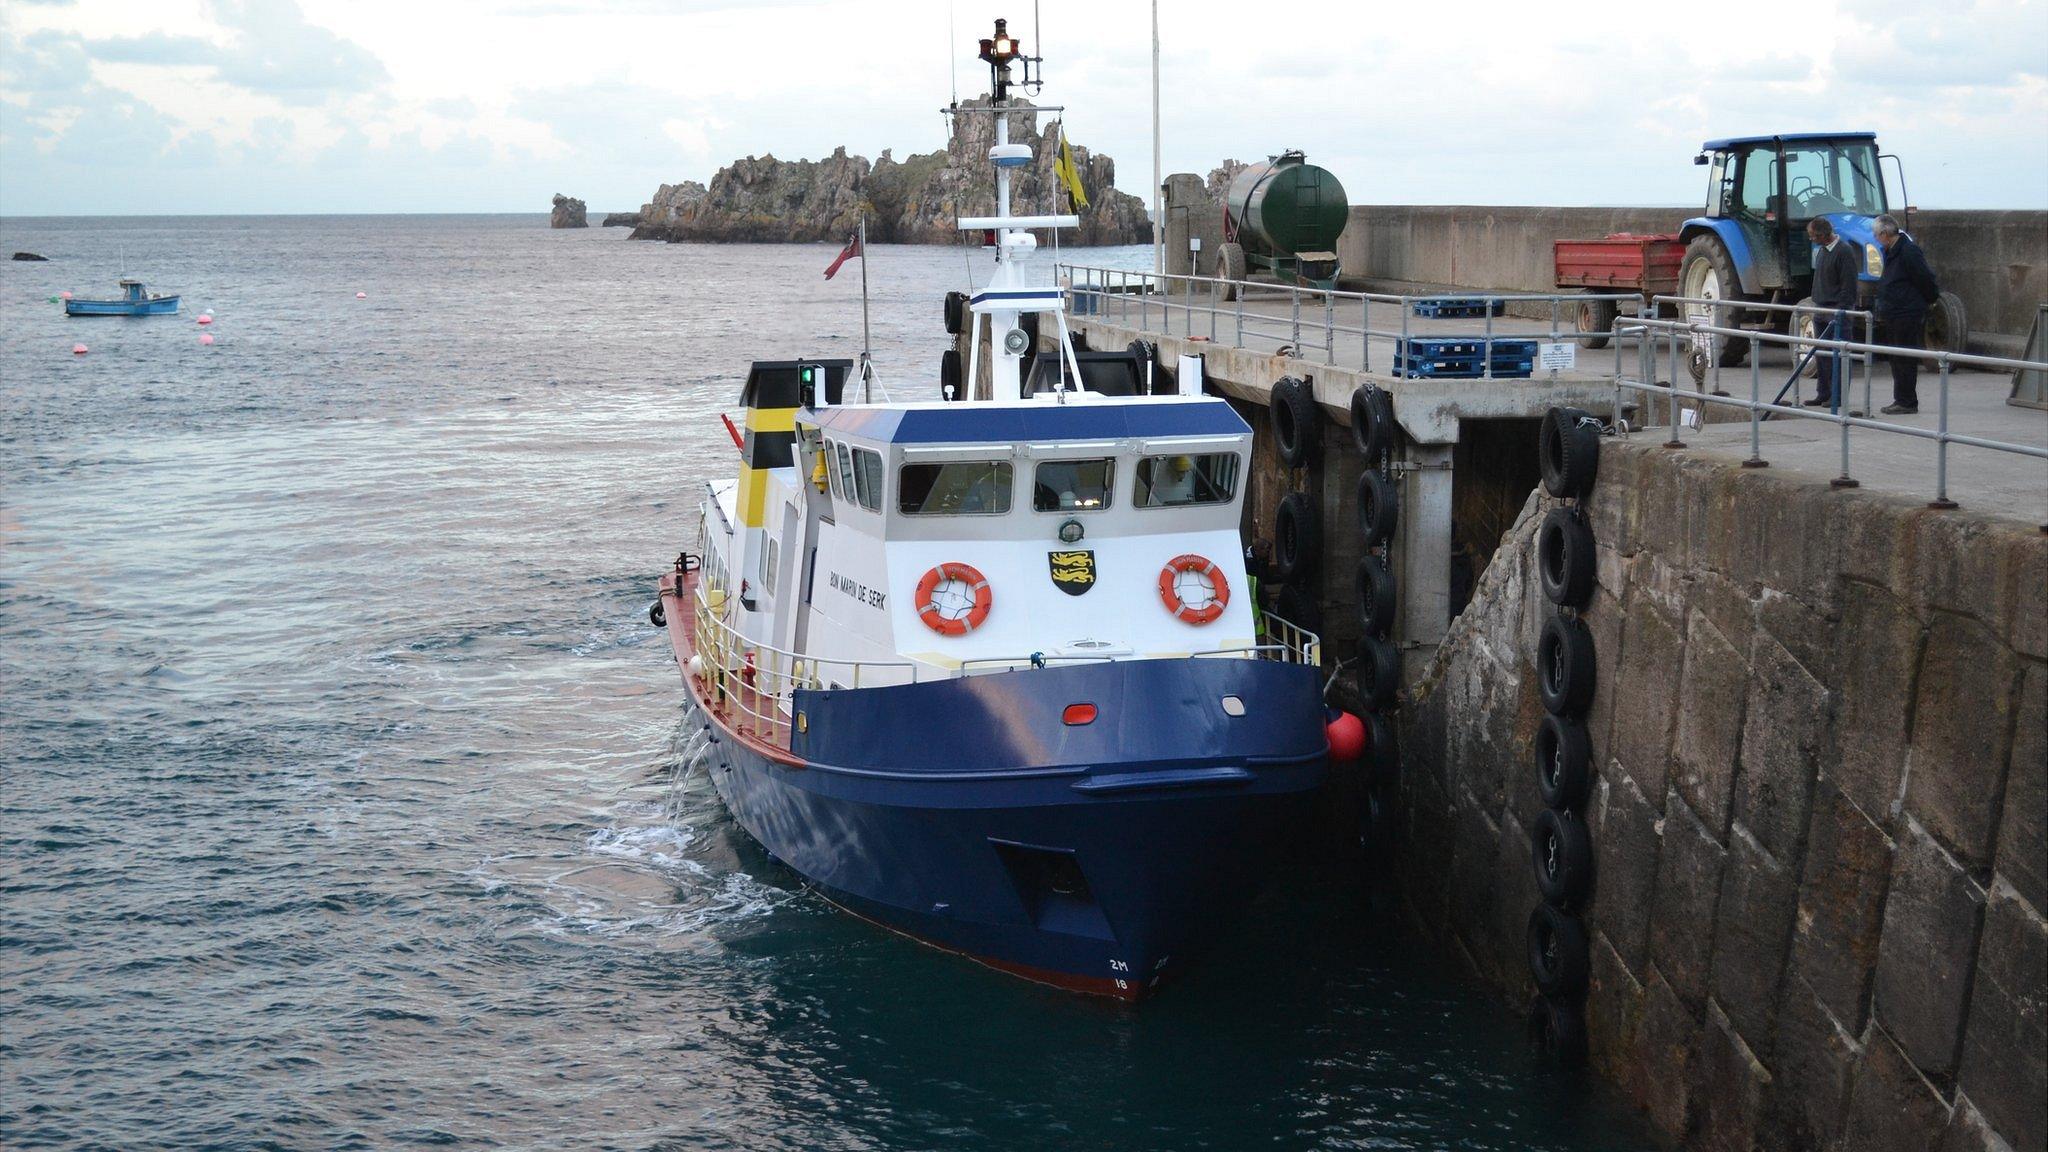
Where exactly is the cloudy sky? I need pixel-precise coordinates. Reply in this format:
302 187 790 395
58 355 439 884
1 0 2043 216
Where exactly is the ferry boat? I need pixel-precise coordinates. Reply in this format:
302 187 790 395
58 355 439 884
654 20 1342 1000
64 279 180 317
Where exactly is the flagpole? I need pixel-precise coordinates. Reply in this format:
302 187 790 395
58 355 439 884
858 215 873 403
1150 0 1161 276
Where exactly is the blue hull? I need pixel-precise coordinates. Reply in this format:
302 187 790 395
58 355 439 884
682 653 1329 999
65 296 180 316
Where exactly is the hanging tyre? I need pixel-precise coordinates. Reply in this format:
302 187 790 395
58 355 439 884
1360 635 1401 711
1537 612 1596 718
1350 386 1395 460
1271 376 1321 469
1528 904 1590 998
1539 407 1600 499
1355 557 1397 638
1273 492 1322 581
648 598 666 628
1273 581 1321 634
940 349 963 400
1365 712 1399 785
943 290 968 336
1531 808 1594 909
1537 507 1595 608
1527 994 1589 1068
1535 713 1591 811
1356 470 1398 548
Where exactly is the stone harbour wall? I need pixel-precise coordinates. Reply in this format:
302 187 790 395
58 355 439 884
1393 438 2046 1151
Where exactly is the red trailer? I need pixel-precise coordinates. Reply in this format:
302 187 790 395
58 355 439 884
1553 233 1684 349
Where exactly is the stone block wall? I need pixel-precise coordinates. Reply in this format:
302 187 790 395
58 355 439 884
1394 439 2046 1151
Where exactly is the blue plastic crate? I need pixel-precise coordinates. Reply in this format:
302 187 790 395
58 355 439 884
1410 297 1505 319
1394 337 1539 378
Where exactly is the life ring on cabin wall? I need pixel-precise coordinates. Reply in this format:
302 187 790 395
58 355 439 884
1158 554 1230 625
914 562 993 636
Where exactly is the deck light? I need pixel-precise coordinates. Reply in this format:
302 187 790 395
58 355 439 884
1057 518 1084 544
979 19 1019 65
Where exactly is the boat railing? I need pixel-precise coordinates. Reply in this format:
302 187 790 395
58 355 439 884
690 587 1325 750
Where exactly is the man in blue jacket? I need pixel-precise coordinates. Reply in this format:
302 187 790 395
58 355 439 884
1806 217 1863 408
1872 214 1941 414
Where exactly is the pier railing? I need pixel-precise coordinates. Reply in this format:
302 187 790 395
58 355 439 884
1058 262 1642 379
1610 315 2048 513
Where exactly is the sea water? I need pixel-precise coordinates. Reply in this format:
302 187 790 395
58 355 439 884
0 215 1656 1150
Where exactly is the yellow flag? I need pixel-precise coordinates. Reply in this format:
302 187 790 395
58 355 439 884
1055 129 1089 210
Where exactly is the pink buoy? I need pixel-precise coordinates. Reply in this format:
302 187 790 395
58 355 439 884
60 290 73 300
199 333 215 345
355 291 367 299
197 314 213 325
71 343 88 355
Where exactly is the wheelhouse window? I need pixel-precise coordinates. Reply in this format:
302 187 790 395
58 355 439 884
1133 452 1240 507
833 441 856 503
852 447 884 512
898 460 1014 515
1033 458 1114 512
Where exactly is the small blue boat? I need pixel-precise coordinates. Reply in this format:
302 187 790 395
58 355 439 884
65 279 180 317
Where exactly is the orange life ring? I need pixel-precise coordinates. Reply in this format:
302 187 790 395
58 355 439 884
914 562 993 636
1158 554 1230 625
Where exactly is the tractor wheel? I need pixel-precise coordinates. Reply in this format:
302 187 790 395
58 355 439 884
1218 242 1246 302
1925 291 1969 354
1677 235 1751 367
1577 292 1618 351
1792 297 1822 379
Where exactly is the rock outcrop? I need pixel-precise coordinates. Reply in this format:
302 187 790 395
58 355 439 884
626 102 1149 245
1206 160 1249 205
550 194 588 228
12 251 50 261
600 212 643 228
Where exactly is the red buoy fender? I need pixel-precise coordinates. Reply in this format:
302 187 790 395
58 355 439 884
1157 554 1230 625
1325 710 1366 762
914 562 993 636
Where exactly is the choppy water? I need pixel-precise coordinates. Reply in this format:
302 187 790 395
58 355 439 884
1 215 1655 1151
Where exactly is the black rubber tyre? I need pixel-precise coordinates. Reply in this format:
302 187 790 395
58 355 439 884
1535 712 1591 811
1350 386 1395 460
1531 808 1594 909
939 349 963 400
1218 241 1246 301
648 598 667 628
1528 995 1589 1068
1272 377 1321 470
1128 339 1162 394
1677 234 1751 367
1360 635 1401 712
1365 712 1399 784
1273 581 1321 634
1273 492 1322 581
1355 556 1397 638
1528 904 1590 998
1356 470 1398 548
1539 407 1601 499
1926 290 1968 354
943 290 967 336
1537 612 1596 718
1537 507 1595 609
1577 292 1618 351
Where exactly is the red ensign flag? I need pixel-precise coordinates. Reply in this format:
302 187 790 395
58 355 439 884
823 234 861 279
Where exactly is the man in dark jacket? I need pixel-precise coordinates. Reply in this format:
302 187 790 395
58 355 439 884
1871 214 1940 413
1806 217 1863 407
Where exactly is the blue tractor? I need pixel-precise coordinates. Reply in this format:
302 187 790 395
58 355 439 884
1676 132 1966 366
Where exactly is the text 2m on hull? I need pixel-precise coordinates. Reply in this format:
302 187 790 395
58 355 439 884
652 18 1352 1000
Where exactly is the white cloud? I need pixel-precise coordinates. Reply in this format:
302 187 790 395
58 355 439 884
1 0 2043 214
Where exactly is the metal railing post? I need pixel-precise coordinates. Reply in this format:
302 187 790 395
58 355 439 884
1399 301 1411 380
1235 284 1244 347
1483 301 1495 380
1290 286 1302 352
1744 337 1765 468
1665 327 1683 448
1325 291 1335 365
1361 296 1370 372
1931 356 1957 509
1210 278 1218 342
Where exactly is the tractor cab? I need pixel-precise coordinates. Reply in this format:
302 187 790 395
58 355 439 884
1676 132 1926 365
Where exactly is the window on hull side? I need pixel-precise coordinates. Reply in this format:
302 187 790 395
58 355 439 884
1134 453 1240 507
